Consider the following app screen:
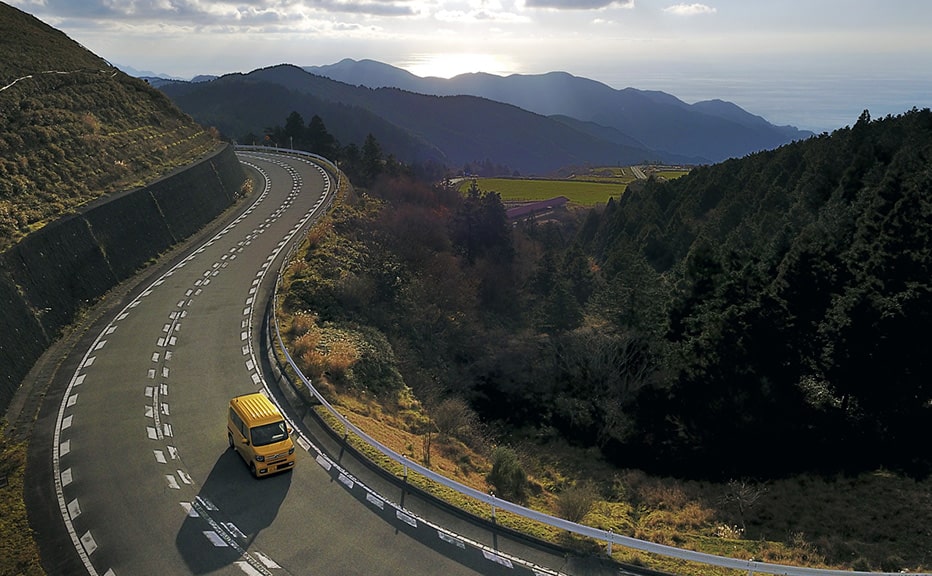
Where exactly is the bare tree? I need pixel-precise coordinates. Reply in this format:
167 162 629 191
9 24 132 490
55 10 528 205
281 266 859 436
720 479 768 532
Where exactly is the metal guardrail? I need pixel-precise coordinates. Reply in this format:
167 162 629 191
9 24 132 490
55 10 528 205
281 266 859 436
253 145 924 576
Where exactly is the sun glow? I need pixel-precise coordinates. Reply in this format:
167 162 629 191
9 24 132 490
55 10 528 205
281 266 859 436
401 53 518 79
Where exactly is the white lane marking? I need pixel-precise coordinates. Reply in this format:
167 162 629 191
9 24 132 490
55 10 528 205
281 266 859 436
180 502 199 517
147 427 158 440
203 531 229 547
168 446 179 460
94 341 106 350
62 415 73 430
177 470 192 485
166 475 180 490
60 440 71 456
234 561 264 576
80 531 98 555
253 552 281 569
74 374 86 386
222 522 246 539
154 450 166 464
366 493 385 510
68 498 81 519
62 468 73 487
438 531 466 549
396 510 417 528
83 357 95 368
67 394 78 407
483 550 514 568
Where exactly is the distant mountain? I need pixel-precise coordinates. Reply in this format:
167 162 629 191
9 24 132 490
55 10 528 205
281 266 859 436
160 64 697 174
305 59 813 162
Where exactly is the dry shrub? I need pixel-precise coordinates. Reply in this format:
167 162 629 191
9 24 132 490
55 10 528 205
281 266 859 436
327 339 358 379
304 222 331 248
557 481 599 523
299 349 328 379
292 329 321 358
288 259 309 278
432 396 476 440
638 481 690 511
290 313 316 337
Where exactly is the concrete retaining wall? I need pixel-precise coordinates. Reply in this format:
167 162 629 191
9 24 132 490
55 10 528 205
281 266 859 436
0 143 245 415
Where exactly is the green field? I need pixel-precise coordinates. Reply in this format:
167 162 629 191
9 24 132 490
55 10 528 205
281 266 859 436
459 177 627 206
652 169 691 180
458 166 690 206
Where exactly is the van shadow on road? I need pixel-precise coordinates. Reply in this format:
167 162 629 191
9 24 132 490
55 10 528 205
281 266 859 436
176 448 292 574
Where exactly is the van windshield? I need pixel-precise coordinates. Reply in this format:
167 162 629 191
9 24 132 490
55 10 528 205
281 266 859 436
251 421 288 446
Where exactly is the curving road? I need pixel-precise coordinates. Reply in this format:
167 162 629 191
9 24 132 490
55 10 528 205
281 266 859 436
36 151 491 576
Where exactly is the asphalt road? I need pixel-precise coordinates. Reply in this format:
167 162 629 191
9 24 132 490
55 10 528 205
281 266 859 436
20 151 492 576
17 150 634 576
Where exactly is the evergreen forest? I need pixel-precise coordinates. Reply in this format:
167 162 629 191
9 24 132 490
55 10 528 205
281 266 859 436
283 108 932 482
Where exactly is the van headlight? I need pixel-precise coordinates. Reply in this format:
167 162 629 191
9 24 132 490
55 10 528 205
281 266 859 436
288 447 294 455
255 455 265 462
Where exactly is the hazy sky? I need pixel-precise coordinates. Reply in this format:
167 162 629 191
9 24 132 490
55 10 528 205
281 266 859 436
9 0 932 131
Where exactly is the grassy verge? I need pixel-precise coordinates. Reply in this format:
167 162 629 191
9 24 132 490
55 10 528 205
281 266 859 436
0 423 45 576
302 383 932 573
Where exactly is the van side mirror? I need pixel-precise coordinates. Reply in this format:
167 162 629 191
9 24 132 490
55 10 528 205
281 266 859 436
242 438 250 446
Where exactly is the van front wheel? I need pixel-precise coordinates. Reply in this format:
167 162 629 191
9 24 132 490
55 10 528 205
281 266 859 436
228 433 234 450
250 462 259 478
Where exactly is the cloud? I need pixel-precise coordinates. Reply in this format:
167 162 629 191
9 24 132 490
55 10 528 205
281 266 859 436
663 3 716 16
10 0 418 23
523 0 634 9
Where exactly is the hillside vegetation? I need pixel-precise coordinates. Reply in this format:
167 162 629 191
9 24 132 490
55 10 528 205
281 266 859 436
279 109 931 573
0 3 218 250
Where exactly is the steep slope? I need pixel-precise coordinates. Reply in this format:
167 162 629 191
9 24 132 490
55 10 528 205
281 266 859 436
0 3 218 250
305 59 813 162
161 64 692 174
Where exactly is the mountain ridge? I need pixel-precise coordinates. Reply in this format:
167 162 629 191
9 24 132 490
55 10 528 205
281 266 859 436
160 64 696 174
304 58 813 161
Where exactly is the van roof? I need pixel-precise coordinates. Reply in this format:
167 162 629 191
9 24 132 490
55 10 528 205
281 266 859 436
231 393 284 426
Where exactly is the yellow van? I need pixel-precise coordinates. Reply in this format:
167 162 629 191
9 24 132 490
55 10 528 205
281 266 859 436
227 393 296 477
